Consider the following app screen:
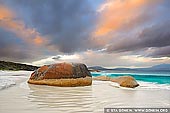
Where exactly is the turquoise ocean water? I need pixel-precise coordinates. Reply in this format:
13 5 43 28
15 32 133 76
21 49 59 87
92 71 170 84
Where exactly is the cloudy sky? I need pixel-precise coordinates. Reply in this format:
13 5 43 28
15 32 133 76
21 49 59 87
0 0 170 68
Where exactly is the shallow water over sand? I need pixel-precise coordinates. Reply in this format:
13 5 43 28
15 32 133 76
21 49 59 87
0 71 170 113
0 79 170 113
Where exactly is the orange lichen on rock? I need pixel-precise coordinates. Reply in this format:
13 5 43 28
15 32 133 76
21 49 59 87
28 62 92 87
28 77 92 87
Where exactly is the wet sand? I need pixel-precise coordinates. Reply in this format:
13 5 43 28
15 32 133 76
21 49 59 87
0 76 170 113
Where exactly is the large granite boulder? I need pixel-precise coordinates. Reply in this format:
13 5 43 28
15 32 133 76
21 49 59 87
93 75 139 88
28 62 92 87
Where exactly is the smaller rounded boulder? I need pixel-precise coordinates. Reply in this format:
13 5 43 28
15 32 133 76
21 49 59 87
110 76 139 88
93 75 139 88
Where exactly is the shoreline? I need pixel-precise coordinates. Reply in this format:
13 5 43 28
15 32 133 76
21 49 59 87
0 76 170 113
0 71 170 113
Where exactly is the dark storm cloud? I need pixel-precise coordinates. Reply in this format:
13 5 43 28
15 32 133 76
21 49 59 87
149 46 170 57
106 21 170 53
0 28 47 62
1 0 97 53
52 56 61 60
94 0 170 58
0 0 102 62
0 28 32 61
0 0 170 65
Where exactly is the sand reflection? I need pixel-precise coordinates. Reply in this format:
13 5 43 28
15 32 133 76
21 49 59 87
28 84 94 112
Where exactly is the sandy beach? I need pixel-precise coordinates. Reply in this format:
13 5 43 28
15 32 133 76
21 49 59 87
1 0 170 112
0 71 170 113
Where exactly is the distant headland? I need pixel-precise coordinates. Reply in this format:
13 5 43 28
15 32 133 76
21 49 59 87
1 60 170 72
88 64 170 72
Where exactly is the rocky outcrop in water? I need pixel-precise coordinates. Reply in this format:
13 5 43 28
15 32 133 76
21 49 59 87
93 75 111 81
93 75 139 88
28 62 92 87
110 76 139 88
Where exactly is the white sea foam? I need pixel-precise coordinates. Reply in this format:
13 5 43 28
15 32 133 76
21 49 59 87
0 71 32 90
137 81 170 90
0 78 16 90
109 80 170 90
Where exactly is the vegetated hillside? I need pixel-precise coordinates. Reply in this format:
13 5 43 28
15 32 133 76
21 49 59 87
0 61 39 71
